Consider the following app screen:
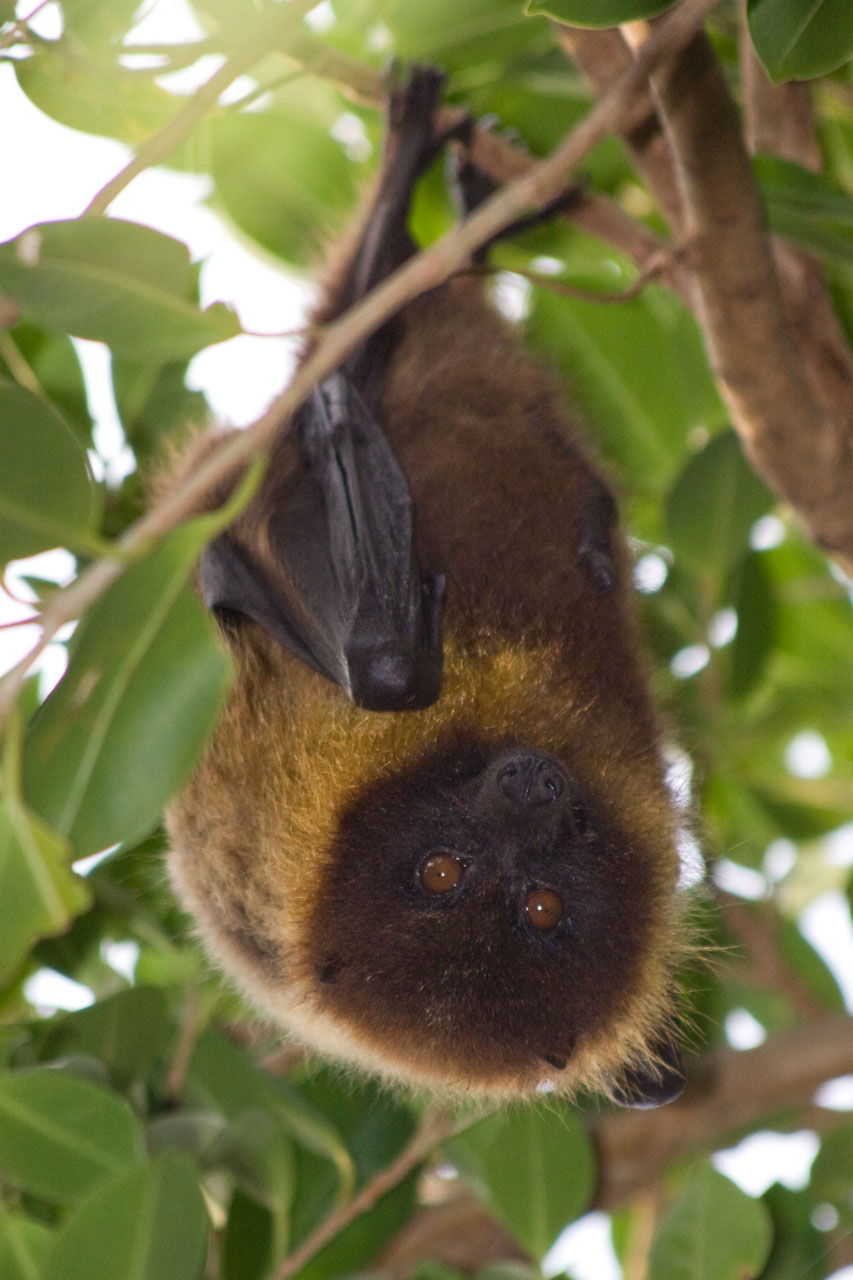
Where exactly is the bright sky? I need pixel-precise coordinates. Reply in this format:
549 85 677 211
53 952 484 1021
3 5 853 1269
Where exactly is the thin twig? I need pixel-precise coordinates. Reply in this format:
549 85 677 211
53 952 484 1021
271 1105 456 1280
471 247 677 303
0 0 54 51
84 1 318 216
0 0 721 730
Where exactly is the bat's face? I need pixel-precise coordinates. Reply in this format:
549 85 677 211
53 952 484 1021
304 734 674 1095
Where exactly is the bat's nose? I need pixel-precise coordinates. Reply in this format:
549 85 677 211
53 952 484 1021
495 753 565 809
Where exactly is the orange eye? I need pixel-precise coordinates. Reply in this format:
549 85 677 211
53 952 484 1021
525 887 564 932
420 853 464 894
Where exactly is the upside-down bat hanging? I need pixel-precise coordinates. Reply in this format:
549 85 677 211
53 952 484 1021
166 68 692 1106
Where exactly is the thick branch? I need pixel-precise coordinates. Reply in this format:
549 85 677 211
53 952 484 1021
595 1013 853 1207
554 23 685 235
650 33 853 568
372 1017 853 1275
738 11 853 472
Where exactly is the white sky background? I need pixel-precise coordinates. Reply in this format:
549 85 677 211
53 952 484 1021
2 2 853 1273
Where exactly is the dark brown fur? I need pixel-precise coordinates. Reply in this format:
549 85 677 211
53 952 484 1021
166 85 691 1101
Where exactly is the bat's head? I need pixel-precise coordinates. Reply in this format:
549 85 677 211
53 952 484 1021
300 732 686 1102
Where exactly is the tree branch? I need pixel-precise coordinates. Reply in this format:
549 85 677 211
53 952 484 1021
0 0 721 730
648 31 853 571
594 1013 853 1207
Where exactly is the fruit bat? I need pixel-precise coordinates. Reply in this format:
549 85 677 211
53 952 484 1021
166 68 691 1106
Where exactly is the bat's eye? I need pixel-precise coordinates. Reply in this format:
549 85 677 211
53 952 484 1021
419 853 464 894
525 887 564 932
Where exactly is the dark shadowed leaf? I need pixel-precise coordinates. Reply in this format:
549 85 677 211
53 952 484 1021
758 1183 824 1280
0 1069 144 1203
41 1152 208 1280
810 1124 853 1225
23 520 233 857
756 155 853 267
450 1104 595 1261
665 430 774 585
649 1164 772 1279
729 551 778 699
0 380 98 563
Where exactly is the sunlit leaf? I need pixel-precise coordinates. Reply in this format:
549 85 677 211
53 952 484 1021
16 50 176 144
0 219 240 362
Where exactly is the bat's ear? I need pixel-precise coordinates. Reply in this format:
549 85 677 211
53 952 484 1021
610 1034 686 1110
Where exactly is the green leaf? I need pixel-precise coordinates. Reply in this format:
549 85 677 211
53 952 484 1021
0 380 98 562
758 1183 824 1280
0 1207 54 1280
111 359 209 466
44 986 173 1086
187 1032 355 1191
222 1190 274 1280
41 1152 208 1280
525 0 674 25
0 715 91 987
665 430 774 586
23 520 233 857
0 323 92 446
527 280 723 494
211 108 360 266
208 1106 295 1226
382 0 543 67
729 551 778 699
756 155 853 267
61 0 145 48
649 1164 773 1279
450 1105 595 1261
0 1068 145 1204
298 1170 419 1280
15 50 176 144
810 1123 853 1223
0 794 91 988
0 218 240 362
747 0 853 81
